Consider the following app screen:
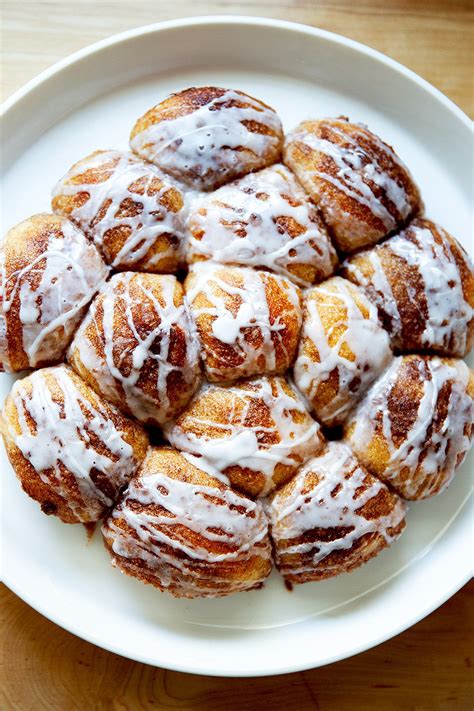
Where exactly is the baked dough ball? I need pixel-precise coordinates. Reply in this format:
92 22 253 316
166 376 325 497
186 163 337 287
345 355 474 499
293 276 392 427
130 86 284 190
102 447 272 598
0 365 149 523
68 273 201 426
0 213 108 372
52 150 186 273
284 117 422 252
266 442 406 584
185 264 302 382
342 218 474 357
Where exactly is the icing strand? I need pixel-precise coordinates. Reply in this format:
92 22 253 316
186 264 301 380
294 277 392 425
347 356 473 497
1 220 108 368
9 367 138 520
267 442 406 575
130 89 282 188
52 150 185 269
186 164 336 286
166 377 323 495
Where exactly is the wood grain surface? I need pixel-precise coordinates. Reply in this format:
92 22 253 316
1 2 473 709
1 582 473 710
1 0 473 115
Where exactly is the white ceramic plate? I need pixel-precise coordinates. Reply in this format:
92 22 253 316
1 16 472 677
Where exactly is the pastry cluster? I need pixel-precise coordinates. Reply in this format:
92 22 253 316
1 87 473 598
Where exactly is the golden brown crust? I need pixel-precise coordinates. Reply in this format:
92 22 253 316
294 276 393 427
344 355 474 499
0 366 149 523
102 447 272 597
283 117 422 252
0 213 107 372
184 266 302 382
341 218 474 356
166 376 325 498
267 442 406 584
52 150 186 273
68 273 201 426
130 87 284 190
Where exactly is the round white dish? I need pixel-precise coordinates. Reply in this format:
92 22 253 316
1 16 472 677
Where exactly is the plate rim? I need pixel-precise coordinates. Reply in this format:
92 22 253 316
1 15 472 127
1 15 472 676
3 507 472 676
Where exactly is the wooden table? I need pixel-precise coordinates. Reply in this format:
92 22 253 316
1 2 473 709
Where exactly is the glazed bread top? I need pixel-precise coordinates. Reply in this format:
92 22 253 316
166 375 325 497
0 213 108 372
293 276 393 427
344 355 474 499
68 272 201 426
52 150 186 273
186 163 337 286
0 365 149 523
284 117 422 252
342 218 474 357
266 441 406 579
185 264 302 382
130 86 284 190
102 446 271 597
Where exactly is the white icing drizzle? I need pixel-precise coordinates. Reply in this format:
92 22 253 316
103 458 270 596
0 219 108 369
130 89 282 189
52 150 186 270
266 442 406 576
346 248 401 328
0 248 12 371
180 450 230 485
185 263 302 380
286 119 414 232
185 164 336 286
294 277 392 426
346 356 474 498
69 273 200 425
343 221 474 355
8 367 140 521
166 376 323 496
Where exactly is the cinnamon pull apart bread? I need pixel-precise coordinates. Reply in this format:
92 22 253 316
130 86 284 191
342 218 474 357
185 164 337 287
185 264 302 381
266 442 406 584
0 365 149 523
284 117 422 253
102 447 272 598
52 150 186 273
1 84 473 600
68 272 201 426
293 276 392 427
0 213 108 372
166 376 325 498
345 355 474 499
